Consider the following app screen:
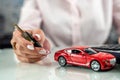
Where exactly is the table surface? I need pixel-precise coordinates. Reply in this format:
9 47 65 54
0 48 120 80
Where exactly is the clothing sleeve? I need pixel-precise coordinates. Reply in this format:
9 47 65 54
18 0 42 30
113 0 120 35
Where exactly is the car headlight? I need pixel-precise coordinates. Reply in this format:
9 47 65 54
110 58 116 65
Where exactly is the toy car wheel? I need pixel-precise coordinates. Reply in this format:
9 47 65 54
58 56 67 67
90 60 101 71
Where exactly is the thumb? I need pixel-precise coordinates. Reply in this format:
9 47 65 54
32 29 45 45
33 34 41 41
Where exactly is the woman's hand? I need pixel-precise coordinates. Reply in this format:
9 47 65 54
11 29 50 63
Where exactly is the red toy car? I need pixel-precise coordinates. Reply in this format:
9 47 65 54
54 46 116 71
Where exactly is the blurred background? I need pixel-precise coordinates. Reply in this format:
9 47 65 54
0 0 119 49
0 0 23 49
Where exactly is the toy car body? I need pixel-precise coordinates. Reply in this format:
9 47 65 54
92 46 120 64
54 46 116 71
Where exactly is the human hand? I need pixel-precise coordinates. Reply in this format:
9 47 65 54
11 29 50 63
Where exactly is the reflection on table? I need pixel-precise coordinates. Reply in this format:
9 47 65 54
0 49 120 80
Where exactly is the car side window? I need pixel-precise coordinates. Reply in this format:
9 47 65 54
84 48 97 54
71 50 81 54
84 49 91 53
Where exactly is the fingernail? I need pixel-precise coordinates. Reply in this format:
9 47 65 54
39 49 46 54
46 50 50 54
27 45 34 50
34 34 41 40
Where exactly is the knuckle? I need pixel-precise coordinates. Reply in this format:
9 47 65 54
12 42 17 50
18 56 29 63
10 39 14 44
30 58 40 63
12 31 16 35
17 52 43 63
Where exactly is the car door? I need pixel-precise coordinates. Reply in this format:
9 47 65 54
70 49 86 64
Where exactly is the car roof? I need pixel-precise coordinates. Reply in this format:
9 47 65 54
65 46 89 50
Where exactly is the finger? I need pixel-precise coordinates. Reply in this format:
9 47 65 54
22 47 46 55
33 34 41 41
15 44 47 56
17 55 29 63
25 54 46 59
43 38 51 54
13 30 33 48
10 39 17 50
17 34 33 48
16 52 46 58
17 55 45 63
10 30 19 49
13 29 32 37
14 43 25 56
32 29 45 45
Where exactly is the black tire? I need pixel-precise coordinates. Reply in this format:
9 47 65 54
58 56 67 67
90 60 101 71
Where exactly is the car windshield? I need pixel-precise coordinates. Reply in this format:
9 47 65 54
84 48 97 55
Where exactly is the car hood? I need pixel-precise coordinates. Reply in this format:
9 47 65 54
91 52 114 59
